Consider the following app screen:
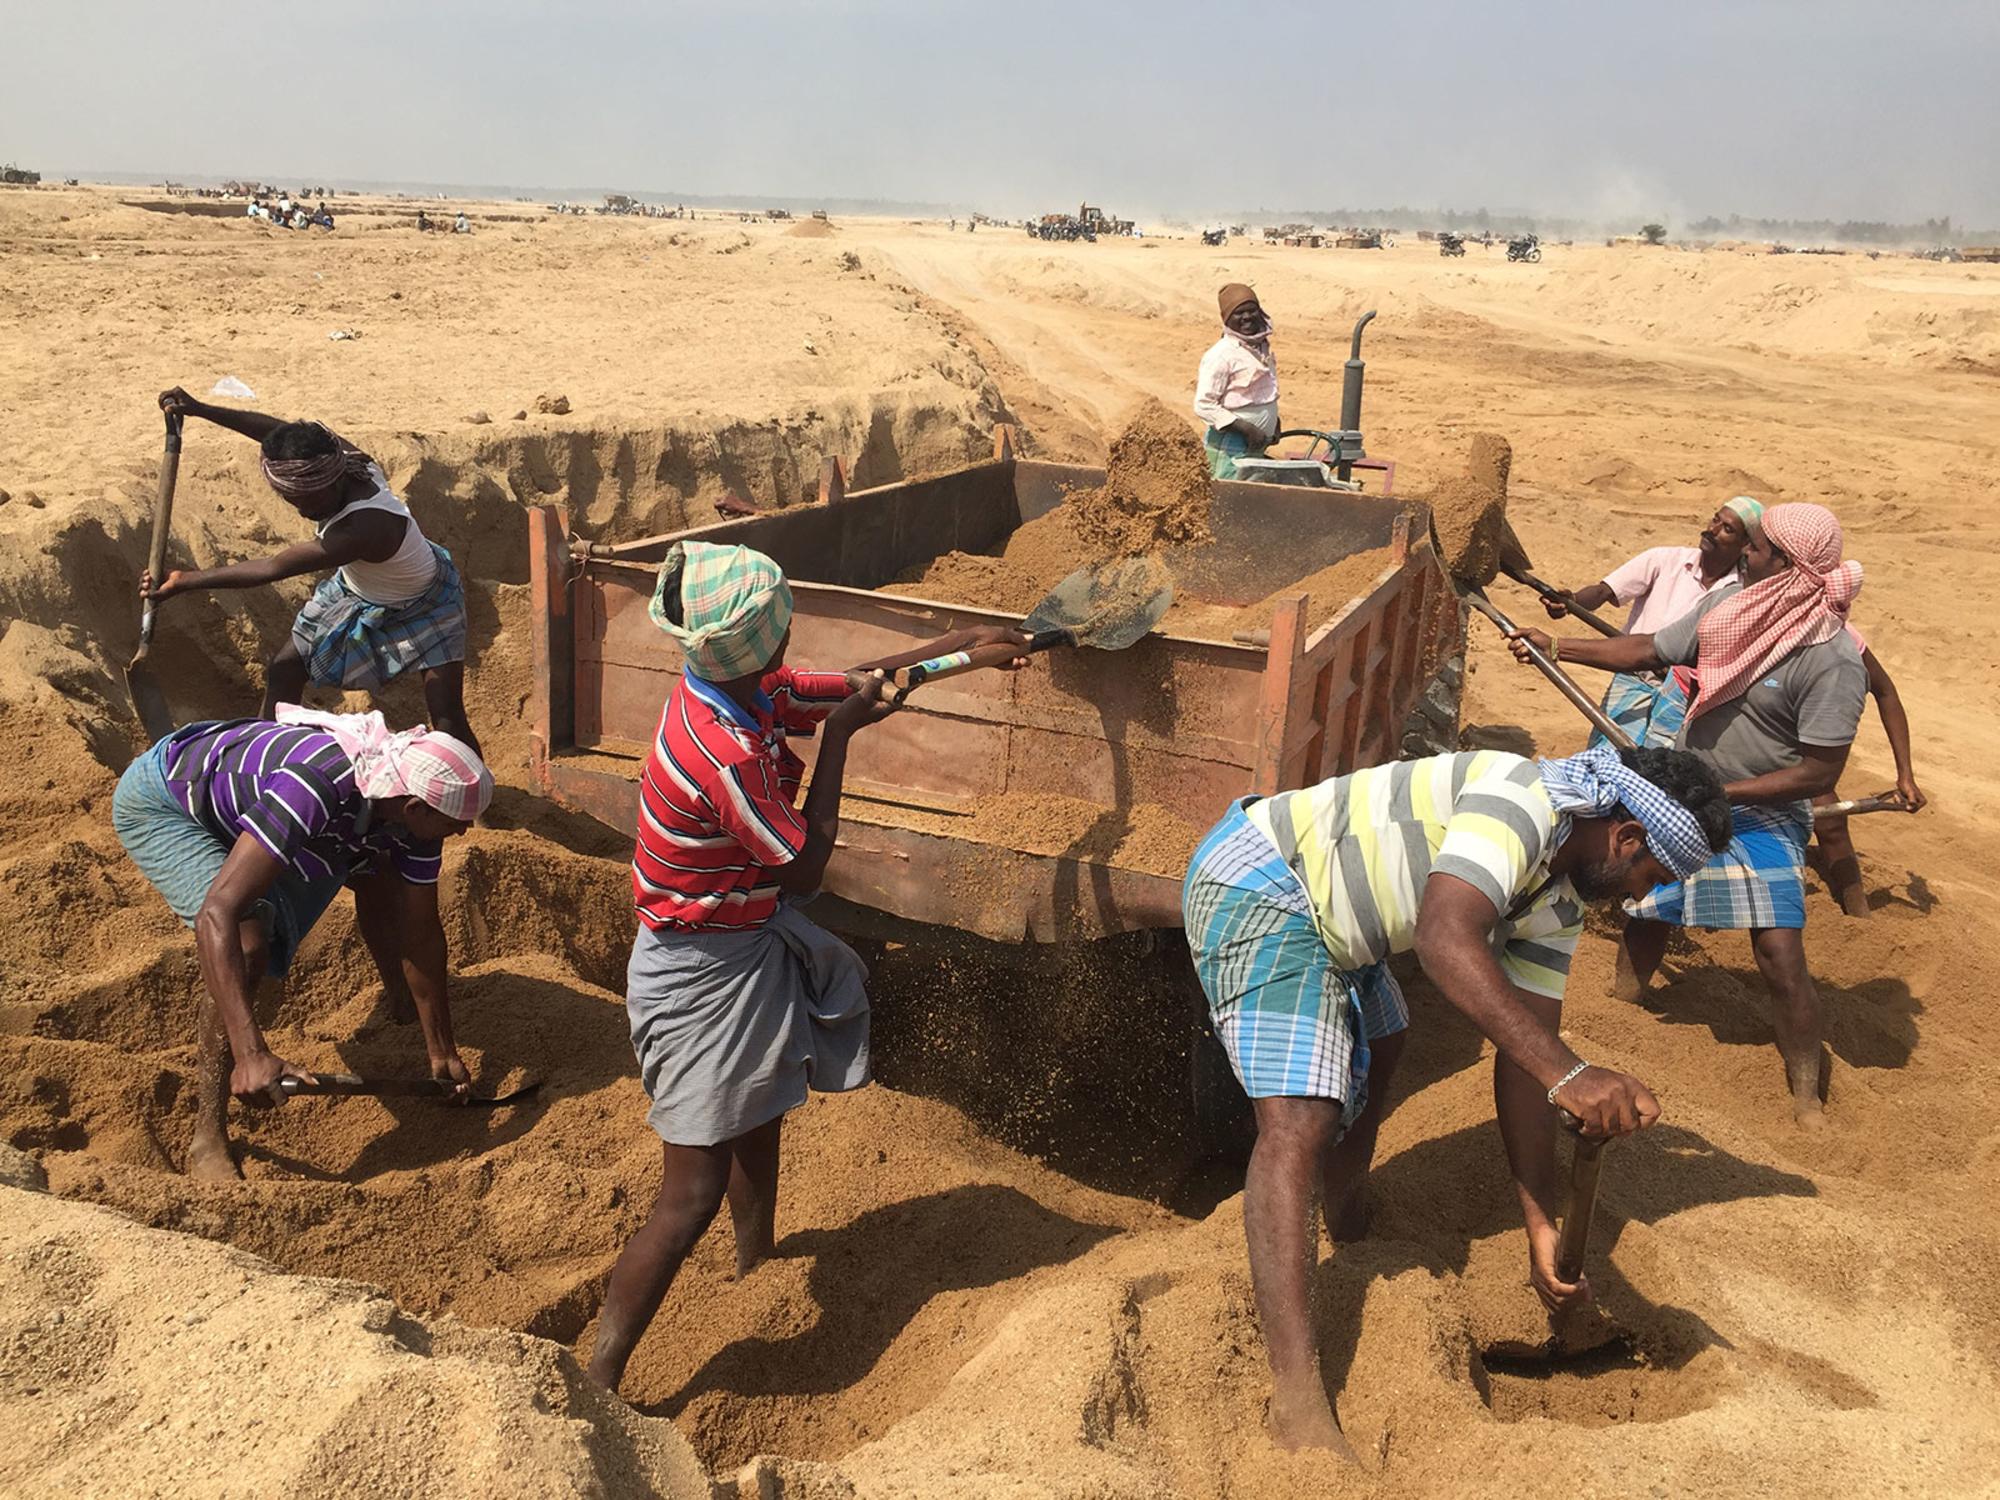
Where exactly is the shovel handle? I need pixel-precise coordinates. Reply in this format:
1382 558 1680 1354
1462 589 1636 749
1813 791 1908 821
902 628 1069 690
1555 1109 1609 1285
135 411 185 659
1502 563 1622 640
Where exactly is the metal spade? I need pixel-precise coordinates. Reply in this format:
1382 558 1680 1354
901 556 1174 690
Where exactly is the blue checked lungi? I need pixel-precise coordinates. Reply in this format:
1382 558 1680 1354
292 542 467 691
1182 800 1409 1129
1589 670 1692 752
1625 801 1811 930
1203 426 1267 481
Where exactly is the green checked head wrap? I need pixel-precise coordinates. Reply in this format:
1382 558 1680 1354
648 540 794 682
1721 495 1765 531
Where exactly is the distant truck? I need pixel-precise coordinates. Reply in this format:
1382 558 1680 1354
0 163 40 186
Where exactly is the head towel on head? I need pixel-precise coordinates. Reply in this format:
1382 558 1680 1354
1721 495 1764 530
275 704 492 822
1218 283 1260 322
259 423 378 501
1538 745 1717 881
1688 500 1861 723
648 540 794 683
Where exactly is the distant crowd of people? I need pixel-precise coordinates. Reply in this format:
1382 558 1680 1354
246 194 335 231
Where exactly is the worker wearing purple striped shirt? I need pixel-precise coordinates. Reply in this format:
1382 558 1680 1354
112 707 493 1181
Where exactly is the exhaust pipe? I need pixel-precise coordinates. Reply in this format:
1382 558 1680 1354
1336 310 1376 482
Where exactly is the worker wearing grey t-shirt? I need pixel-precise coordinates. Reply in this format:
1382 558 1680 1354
1509 502 1868 1128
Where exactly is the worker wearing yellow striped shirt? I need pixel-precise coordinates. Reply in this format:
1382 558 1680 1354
1182 744 1729 1456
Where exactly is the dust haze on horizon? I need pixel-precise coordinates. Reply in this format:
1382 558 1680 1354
7 0 1997 231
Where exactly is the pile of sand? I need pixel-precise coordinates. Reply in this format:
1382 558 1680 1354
785 218 836 238
0 1183 712 1499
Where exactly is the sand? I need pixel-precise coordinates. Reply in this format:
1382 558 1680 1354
2 188 1999 1497
1428 432 1513 585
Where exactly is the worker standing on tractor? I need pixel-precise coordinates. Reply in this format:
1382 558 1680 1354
1182 744 1730 1456
1194 284 1279 479
585 541 1030 1394
142 389 480 757
1510 502 1868 1128
1542 496 1762 747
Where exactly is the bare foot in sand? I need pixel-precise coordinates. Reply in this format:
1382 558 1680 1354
1269 1376 1358 1460
187 1134 242 1183
1612 944 1647 1003
1792 1097 1828 1131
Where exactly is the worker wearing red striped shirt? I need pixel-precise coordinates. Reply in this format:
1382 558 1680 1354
588 539 1028 1393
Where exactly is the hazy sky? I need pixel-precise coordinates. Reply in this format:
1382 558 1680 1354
7 0 1997 225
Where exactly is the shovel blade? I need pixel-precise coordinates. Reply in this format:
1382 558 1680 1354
125 662 175 744
1023 557 1173 650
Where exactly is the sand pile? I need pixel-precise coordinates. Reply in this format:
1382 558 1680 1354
0 1184 712 1500
786 217 836 238
891 399 1216 615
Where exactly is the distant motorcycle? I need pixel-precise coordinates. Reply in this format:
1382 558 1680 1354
1507 235 1542 263
1201 228 1227 246
1438 232 1466 257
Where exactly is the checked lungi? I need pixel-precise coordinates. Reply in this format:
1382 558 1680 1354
1590 669 1693 752
1182 800 1408 1130
1626 801 1812 931
292 542 467 691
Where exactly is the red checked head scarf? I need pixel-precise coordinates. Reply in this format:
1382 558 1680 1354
259 423 377 501
1687 502 1862 723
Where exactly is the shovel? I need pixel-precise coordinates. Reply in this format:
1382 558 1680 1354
1813 790 1911 822
1494 520 1622 640
899 556 1174 691
126 409 184 742
275 1072 542 1107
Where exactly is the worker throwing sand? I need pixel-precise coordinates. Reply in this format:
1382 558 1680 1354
1510 502 1868 1127
111 708 493 1181
1543 496 1763 747
1193 284 1279 479
142 389 479 755
586 541 1029 1393
1183 744 1729 1455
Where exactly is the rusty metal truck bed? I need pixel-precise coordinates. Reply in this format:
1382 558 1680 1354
526 435 1459 942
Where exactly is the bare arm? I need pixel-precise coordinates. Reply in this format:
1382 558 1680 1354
143 513 404 601
159 386 286 443
195 834 314 1100
1412 874 1659 1136
1725 740 1848 805
773 673 898 894
1543 580 1616 620
1508 626 1663 675
1861 649 1924 809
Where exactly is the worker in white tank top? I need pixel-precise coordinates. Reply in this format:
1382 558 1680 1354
141 390 480 757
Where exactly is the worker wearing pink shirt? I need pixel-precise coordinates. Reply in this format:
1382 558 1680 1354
1194 284 1280 479
1544 497 1762 747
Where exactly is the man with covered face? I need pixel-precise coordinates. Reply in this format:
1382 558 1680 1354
1182 743 1731 1455
1193 283 1280 479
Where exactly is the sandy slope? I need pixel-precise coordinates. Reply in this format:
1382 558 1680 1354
2 188 1998 1497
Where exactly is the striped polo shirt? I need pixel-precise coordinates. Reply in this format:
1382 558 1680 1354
1244 750 1583 999
159 720 442 885
632 667 851 931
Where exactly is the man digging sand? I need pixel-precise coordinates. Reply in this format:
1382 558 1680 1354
142 388 479 755
1510 501 1868 1126
585 541 1029 1392
112 708 493 1180
1182 743 1730 1454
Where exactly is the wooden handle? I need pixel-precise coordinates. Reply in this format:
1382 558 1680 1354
1814 791 1908 821
902 629 1067 690
1555 1130 1609 1284
1502 563 1622 639
1462 589 1636 749
135 411 184 659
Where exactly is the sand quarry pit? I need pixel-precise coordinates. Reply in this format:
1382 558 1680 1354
3 188 2000 1496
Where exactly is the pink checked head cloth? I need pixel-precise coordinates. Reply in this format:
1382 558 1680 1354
275 705 493 821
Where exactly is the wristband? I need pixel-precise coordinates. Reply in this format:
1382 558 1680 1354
1547 1061 1588 1105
